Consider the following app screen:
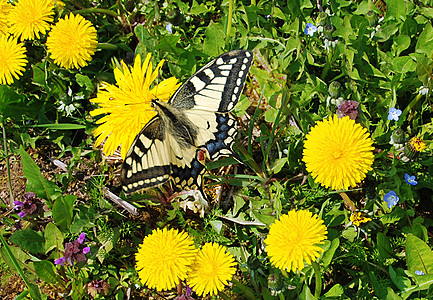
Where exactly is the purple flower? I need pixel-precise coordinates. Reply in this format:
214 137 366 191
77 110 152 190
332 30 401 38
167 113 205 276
415 270 425 275
77 233 86 244
14 201 24 209
55 233 91 266
387 108 402 121
304 23 318 36
383 191 399 208
404 174 417 185
17 211 26 218
54 257 67 266
336 100 359 120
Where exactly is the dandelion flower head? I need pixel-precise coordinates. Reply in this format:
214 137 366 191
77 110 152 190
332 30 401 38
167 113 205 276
8 0 54 40
407 137 426 153
187 243 237 296
350 212 372 227
0 0 12 36
46 13 97 69
302 115 374 190
265 210 328 272
135 228 197 291
0 36 27 84
90 53 180 158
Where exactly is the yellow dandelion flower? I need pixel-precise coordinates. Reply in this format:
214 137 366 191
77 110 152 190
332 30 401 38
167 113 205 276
8 0 54 40
0 0 12 36
350 212 372 227
187 243 237 296
302 115 374 190
407 137 426 153
90 53 180 158
46 13 97 69
0 36 27 84
135 228 197 291
265 210 328 272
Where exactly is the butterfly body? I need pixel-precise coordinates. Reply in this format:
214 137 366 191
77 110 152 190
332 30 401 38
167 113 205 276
121 50 253 195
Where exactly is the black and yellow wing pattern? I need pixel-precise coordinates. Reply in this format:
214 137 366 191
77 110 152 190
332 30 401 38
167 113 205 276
120 50 253 195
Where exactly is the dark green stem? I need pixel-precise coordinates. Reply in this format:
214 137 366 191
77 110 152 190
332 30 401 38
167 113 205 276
74 8 119 18
400 93 423 124
1 120 13 206
312 261 322 298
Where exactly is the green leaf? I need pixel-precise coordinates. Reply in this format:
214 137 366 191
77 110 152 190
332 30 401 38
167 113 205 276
377 232 394 259
406 234 433 274
391 56 416 73
0 86 34 121
18 146 61 201
389 266 412 291
299 283 317 300
203 21 225 57
75 74 94 92
9 229 45 254
33 261 60 285
416 22 433 57
134 25 155 51
321 238 340 269
323 284 344 297
44 223 64 254
209 220 223 234
52 195 76 232
32 123 86 130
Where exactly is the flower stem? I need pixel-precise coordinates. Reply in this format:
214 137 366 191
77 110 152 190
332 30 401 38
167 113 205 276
225 0 234 45
97 42 120 51
312 261 322 297
74 8 119 18
400 93 422 123
1 120 13 206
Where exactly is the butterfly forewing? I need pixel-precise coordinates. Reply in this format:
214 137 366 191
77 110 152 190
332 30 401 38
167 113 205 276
120 50 253 195
120 117 171 193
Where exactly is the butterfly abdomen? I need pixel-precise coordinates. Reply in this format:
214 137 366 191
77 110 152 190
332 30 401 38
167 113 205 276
152 99 199 148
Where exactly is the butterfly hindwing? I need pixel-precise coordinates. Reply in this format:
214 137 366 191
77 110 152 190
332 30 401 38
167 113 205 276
121 50 253 195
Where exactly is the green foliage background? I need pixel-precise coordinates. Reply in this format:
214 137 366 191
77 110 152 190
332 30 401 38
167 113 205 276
1 0 433 299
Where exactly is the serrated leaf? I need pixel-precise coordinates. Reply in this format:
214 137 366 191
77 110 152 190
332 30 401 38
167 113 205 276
18 146 61 201
9 229 45 254
406 234 433 274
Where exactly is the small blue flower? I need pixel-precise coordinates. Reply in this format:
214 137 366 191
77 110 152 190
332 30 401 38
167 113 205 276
166 23 173 34
387 108 402 121
415 270 425 275
304 23 318 36
404 174 418 185
383 191 399 209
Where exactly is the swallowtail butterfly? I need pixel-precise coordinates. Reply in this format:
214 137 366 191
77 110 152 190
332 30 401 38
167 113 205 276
120 50 253 195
